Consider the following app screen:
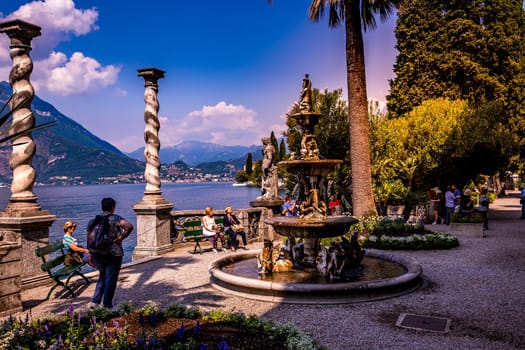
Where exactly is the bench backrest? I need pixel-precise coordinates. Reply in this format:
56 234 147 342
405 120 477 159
182 217 224 238
35 240 67 272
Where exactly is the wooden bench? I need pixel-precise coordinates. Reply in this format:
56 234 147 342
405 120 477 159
183 217 224 254
35 240 90 300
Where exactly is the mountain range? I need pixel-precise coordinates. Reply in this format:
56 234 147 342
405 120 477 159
0 82 261 184
127 141 261 166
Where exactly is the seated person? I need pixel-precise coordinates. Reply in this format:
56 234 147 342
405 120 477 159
223 206 247 251
328 196 342 216
281 196 297 217
459 189 474 212
202 207 226 253
63 220 95 267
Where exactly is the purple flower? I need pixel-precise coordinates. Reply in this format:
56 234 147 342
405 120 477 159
148 336 157 348
149 313 158 327
57 334 64 347
68 304 75 317
199 344 209 350
193 320 200 336
176 323 185 339
218 336 230 350
138 313 145 325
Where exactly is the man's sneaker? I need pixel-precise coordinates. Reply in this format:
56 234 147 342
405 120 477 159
212 248 218 253
222 248 228 253
87 302 99 310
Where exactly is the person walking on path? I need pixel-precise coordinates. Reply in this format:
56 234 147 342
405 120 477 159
520 185 525 219
444 185 456 225
478 188 489 230
88 197 133 309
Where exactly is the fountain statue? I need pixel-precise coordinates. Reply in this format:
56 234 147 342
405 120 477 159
209 75 423 303
257 136 279 201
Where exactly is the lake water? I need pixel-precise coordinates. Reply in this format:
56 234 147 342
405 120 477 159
0 182 261 263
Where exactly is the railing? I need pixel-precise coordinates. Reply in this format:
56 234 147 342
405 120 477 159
170 208 264 245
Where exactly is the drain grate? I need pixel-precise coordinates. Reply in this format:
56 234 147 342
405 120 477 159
396 313 451 333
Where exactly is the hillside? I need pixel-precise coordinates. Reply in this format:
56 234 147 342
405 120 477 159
0 82 143 183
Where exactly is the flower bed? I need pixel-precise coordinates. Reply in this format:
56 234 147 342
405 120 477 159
1 303 323 350
351 216 460 250
358 232 459 250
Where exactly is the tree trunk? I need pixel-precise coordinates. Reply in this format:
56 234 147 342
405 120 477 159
345 1 377 217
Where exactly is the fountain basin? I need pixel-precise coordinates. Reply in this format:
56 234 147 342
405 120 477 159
265 215 357 239
209 249 423 304
279 159 343 177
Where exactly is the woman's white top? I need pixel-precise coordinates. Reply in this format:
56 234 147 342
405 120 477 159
202 215 217 237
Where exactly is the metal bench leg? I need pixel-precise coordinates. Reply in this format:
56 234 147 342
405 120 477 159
194 240 202 254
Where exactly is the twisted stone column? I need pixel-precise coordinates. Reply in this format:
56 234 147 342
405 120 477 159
133 68 173 260
0 20 41 213
138 68 165 199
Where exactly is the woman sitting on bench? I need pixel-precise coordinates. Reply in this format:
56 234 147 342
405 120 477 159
202 207 226 253
223 206 247 251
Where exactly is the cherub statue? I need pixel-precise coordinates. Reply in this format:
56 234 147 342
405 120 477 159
299 74 313 113
257 240 293 274
299 188 327 219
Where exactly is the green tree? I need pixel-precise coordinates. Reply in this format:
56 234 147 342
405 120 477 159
270 131 279 163
387 0 525 164
236 170 249 183
245 152 253 176
308 0 403 216
370 98 516 203
279 139 287 160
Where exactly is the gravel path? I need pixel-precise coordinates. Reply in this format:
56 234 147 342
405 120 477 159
8 191 525 349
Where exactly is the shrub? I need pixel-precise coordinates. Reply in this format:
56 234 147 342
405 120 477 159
352 216 460 250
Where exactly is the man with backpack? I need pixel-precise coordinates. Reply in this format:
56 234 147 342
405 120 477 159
87 197 133 310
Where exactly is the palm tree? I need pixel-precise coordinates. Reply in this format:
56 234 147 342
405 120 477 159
307 0 403 217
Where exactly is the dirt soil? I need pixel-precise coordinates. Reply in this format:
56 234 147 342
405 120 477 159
107 313 287 350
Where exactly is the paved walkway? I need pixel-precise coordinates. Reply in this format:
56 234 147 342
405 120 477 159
6 191 525 349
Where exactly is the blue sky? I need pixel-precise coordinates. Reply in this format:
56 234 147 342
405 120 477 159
0 0 398 152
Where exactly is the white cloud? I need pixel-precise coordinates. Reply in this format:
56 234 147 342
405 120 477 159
159 101 266 147
0 1 119 96
31 52 120 95
6 0 98 56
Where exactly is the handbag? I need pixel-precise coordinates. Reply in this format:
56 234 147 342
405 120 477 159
64 251 84 265
232 224 244 232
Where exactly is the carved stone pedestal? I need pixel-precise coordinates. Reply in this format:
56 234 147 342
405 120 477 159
250 199 283 240
0 211 56 291
132 196 174 260
0 232 22 316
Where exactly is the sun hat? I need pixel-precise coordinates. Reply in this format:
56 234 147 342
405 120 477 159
225 206 233 213
431 186 441 193
464 189 472 196
63 220 76 232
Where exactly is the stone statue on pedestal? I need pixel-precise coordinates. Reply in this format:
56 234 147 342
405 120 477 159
258 136 279 200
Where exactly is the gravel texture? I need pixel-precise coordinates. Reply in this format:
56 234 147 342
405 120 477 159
6 191 525 349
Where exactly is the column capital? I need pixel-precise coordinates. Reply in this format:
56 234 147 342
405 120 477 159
137 68 165 88
0 19 41 46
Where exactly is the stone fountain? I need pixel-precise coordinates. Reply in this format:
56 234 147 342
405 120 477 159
209 75 422 303
264 73 357 271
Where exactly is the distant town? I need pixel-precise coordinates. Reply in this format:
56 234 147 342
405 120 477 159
0 162 238 187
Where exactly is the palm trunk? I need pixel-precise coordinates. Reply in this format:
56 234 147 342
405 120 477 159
345 0 377 217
